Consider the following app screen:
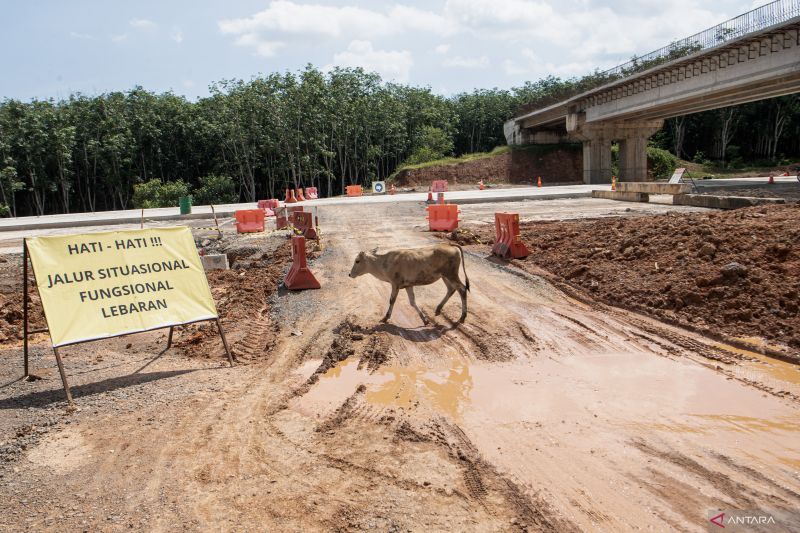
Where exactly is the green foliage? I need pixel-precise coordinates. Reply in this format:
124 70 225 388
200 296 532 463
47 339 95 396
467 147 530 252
0 65 797 217
193 174 237 205
403 126 454 165
133 179 189 208
0 203 10 217
692 150 710 165
647 147 679 178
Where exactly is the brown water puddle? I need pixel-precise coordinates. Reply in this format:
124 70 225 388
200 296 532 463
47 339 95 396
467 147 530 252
292 357 473 420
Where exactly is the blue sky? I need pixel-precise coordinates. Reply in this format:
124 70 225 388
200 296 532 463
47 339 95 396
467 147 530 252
0 0 768 100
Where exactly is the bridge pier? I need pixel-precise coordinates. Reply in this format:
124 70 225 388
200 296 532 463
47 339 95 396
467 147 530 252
576 119 663 184
582 137 612 184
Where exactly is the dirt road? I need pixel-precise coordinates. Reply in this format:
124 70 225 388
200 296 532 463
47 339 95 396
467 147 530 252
2 200 799 532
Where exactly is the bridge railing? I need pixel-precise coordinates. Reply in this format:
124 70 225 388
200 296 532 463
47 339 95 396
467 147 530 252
605 0 800 79
515 0 800 117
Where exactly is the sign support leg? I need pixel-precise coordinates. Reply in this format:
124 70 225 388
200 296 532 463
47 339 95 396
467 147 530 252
166 326 174 349
23 240 29 378
52 347 74 406
216 318 235 366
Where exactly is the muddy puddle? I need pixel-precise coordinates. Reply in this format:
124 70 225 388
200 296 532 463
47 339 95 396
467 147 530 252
292 357 473 419
293 346 800 506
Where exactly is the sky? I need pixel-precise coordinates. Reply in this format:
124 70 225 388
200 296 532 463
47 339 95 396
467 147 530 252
0 0 771 101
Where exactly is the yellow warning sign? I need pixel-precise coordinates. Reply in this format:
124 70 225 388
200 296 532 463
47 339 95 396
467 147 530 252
26 227 217 347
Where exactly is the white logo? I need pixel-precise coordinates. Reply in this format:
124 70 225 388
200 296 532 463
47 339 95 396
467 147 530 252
372 181 385 194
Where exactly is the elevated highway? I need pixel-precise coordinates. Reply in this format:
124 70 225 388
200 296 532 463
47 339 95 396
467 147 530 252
505 0 800 183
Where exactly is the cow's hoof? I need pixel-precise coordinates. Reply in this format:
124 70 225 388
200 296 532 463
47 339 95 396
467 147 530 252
380 317 389 324
434 309 442 316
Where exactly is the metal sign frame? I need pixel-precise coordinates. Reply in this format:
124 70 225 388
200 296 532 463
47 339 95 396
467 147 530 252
21 238 234 407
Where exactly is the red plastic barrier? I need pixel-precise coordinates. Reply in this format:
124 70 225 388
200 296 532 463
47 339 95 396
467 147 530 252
235 209 265 233
426 204 459 232
306 187 318 199
491 213 529 259
257 199 278 217
284 236 321 290
275 207 288 229
346 185 363 197
290 210 318 240
431 180 448 193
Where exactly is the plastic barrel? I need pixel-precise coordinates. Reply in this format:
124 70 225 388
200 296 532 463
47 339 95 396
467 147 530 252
179 195 192 215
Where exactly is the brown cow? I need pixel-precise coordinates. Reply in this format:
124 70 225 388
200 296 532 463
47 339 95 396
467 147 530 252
349 243 470 324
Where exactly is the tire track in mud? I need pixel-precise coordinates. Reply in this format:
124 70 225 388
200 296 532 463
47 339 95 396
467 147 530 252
630 439 800 510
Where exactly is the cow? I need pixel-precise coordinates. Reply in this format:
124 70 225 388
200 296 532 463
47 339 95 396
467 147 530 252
348 243 470 324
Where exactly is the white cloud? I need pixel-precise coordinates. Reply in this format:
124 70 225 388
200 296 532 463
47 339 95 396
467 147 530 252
171 28 184 43
443 55 489 68
111 33 128 43
327 41 413 82
129 18 157 30
69 31 94 40
234 34 285 57
218 0 457 55
219 0 738 86
219 1 392 38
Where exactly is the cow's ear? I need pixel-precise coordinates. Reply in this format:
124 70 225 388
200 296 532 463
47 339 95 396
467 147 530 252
370 247 378 254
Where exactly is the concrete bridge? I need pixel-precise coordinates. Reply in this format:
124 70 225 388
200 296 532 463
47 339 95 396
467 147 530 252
505 0 800 183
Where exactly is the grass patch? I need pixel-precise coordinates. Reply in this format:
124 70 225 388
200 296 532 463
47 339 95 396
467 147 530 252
678 159 800 179
388 146 510 181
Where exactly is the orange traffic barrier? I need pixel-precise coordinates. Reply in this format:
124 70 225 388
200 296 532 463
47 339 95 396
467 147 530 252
479 179 485 190
290 210 318 240
345 185 363 197
284 236 321 290
426 187 434 204
296 188 306 202
275 207 288 229
536 176 542 187
426 204 460 232
768 173 775 184
492 213 529 259
306 187 318 199
235 209 265 233
437 192 445 205
389 184 396 195
611 176 617 191
431 180 448 193
258 199 280 217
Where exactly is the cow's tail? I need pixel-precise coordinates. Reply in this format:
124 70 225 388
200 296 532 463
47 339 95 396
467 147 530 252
455 244 470 292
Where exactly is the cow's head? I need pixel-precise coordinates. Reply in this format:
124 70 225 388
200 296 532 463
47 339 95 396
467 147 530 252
349 249 375 278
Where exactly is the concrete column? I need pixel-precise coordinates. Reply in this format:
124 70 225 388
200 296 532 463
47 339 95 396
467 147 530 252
618 135 650 182
582 137 612 184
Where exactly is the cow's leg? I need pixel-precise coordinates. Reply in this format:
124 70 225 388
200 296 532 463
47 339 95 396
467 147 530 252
455 279 468 323
435 278 456 316
381 285 400 323
405 287 429 325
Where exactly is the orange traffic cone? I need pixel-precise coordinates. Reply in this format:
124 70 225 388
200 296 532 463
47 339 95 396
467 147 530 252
389 184 396 195
296 188 306 202
284 188 291 203
426 187 434 204
288 189 298 203
611 176 617 191
783 172 790 176
479 179 485 190
437 192 445 205
767 173 775 185
536 176 542 188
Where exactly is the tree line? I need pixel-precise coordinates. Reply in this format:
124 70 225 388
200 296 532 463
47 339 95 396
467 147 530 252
1 65 798 217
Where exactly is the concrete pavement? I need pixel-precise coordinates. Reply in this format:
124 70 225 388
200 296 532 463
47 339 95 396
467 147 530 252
0 184 602 232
